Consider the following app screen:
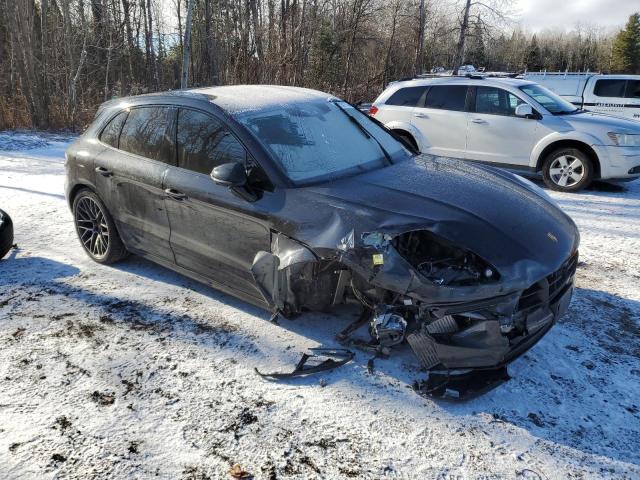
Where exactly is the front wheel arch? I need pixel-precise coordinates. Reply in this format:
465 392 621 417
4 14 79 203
536 140 601 179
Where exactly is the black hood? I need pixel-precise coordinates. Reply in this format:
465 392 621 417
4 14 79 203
280 155 579 291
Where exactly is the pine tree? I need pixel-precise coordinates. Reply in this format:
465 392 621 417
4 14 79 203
612 13 640 74
526 34 542 71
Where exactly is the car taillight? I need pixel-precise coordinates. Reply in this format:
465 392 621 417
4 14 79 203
368 105 378 116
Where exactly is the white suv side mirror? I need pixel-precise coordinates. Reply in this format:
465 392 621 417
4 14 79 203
515 104 534 118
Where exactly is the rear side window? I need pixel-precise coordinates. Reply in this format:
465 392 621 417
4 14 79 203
100 111 128 148
625 80 640 98
475 87 526 116
424 86 468 111
594 79 627 98
176 109 247 175
385 86 428 107
119 107 175 164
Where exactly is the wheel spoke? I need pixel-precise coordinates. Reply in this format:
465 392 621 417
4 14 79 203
557 175 568 187
569 158 582 169
549 168 563 176
557 156 569 168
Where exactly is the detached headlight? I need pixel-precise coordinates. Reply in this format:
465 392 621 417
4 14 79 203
391 230 499 287
608 132 640 147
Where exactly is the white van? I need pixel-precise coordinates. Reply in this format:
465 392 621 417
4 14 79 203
522 73 640 121
369 76 640 192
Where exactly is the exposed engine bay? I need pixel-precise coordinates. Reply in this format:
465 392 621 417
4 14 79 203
252 229 577 398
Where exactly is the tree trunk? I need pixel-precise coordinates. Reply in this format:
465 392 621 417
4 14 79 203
414 0 425 76
453 0 472 75
181 0 194 88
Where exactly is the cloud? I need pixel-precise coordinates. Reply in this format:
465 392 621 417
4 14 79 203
516 0 638 32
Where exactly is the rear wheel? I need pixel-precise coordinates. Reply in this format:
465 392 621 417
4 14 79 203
542 148 594 192
72 189 128 264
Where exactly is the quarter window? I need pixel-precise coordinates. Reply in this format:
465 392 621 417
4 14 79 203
99 111 128 148
594 79 627 98
475 87 526 116
424 86 468 111
385 86 428 107
176 109 247 175
119 107 175 164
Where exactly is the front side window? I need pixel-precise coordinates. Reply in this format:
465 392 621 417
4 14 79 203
100 111 128 148
424 85 468 112
519 84 578 115
475 87 526 116
237 100 409 185
594 79 627 98
119 107 175 164
176 109 246 175
385 86 428 107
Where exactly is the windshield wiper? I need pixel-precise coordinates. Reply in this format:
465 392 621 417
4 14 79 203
330 100 392 164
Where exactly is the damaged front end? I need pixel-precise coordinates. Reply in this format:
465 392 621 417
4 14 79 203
251 227 577 395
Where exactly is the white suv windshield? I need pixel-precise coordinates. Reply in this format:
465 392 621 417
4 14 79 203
519 84 579 115
237 100 408 185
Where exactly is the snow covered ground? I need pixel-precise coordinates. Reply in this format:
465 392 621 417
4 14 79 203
0 131 638 479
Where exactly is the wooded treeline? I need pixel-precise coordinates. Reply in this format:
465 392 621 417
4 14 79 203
0 0 637 130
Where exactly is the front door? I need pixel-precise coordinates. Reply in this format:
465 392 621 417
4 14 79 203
163 108 270 299
466 86 541 167
411 84 469 159
94 106 176 262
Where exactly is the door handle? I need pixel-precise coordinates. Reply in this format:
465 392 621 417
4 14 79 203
413 112 429 119
95 166 112 177
164 188 186 200
471 118 487 124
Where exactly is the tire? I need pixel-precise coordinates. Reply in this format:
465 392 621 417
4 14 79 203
0 208 14 260
72 189 128 264
542 148 594 192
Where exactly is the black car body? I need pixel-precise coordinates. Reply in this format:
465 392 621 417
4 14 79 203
0 208 13 260
65 85 579 373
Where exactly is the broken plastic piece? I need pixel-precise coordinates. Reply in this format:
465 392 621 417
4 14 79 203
255 348 354 380
414 367 510 400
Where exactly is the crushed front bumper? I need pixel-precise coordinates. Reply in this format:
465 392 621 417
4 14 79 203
407 253 577 371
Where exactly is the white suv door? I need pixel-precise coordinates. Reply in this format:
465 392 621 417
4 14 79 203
411 85 469 158
374 85 428 126
466 86 543 167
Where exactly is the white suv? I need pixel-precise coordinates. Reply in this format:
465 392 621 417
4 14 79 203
370 77 640 192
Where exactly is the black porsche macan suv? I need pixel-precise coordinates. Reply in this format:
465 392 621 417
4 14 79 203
65 85 579 373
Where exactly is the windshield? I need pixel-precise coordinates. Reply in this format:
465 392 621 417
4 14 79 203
519 84 580 115
236 100 410 185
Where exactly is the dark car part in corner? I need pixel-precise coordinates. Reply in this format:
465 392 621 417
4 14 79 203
0 209 14 260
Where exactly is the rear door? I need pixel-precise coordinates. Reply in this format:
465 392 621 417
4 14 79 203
466 86 542 167
94 106 176 262
410 85 469 158
376 85 428 125
163 107 270 300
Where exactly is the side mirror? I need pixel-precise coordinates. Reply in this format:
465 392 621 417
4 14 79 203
515 104 534 118
211 162 247 187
